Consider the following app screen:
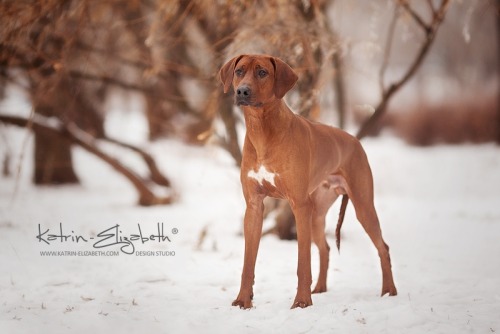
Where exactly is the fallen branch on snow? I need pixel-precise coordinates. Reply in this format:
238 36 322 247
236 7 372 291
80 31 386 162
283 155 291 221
0 113 174 206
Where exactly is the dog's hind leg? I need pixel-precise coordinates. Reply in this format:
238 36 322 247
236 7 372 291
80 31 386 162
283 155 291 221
310 182 339 294
344 147 397 296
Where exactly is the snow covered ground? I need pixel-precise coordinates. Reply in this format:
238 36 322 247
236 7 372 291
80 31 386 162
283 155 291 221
1 104 500 333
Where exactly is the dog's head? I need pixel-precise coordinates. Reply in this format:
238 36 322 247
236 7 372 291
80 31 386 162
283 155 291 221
219 54 298 107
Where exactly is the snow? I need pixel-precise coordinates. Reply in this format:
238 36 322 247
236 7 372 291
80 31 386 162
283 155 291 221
1 108 500 333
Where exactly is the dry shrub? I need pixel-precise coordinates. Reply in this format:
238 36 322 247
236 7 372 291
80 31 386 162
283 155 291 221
378 94 498 146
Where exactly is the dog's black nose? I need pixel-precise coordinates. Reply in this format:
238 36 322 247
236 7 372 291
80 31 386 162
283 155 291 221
237 86 251 97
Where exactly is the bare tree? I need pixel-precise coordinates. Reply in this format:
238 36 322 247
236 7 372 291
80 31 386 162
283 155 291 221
0 0 173 205
356 0 452 140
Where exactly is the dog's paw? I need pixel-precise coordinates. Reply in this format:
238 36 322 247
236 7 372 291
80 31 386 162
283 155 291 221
291 300 313 309
291 293 313 309
312 284 327 294
232 298 253 309
381 285 398 297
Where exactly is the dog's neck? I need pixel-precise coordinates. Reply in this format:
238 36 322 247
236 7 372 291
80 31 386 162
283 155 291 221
241 99 293 159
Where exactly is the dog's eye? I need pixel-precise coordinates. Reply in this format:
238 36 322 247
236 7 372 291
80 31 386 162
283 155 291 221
258 70 268 78
235 68 244 77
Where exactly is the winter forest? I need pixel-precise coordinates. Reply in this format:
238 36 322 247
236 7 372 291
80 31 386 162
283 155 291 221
1 0 499 333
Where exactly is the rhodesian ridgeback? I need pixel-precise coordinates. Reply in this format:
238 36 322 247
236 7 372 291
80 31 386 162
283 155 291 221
219 54 397 309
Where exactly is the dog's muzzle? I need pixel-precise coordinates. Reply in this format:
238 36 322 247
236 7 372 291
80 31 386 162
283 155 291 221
235 85 252 106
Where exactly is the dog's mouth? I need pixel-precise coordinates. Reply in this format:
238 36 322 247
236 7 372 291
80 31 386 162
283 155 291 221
236 99 250 106
236 98 262 108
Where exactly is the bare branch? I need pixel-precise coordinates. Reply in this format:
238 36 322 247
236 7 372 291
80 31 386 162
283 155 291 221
398 0 431 33
356 0 451 139
67 70 146 92
379 5 400 94
426 0 437 15
66 69 192 104
102 136 171 187
74 41 201 78
8 108 34 204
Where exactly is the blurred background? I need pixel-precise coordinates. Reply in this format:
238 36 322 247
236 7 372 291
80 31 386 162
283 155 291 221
0 0 498 199
1 3 500 331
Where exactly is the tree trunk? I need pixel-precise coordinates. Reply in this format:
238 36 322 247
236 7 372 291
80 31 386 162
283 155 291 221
332 51 346 129
34 128 79 184
145 88 175 140
496 0 500 144
219 93 242 166
31 77 80 185
30 73 104 185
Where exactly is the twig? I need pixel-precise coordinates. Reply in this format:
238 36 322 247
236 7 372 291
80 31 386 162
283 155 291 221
398 0 431 33
195 226 208 251
379 5 400 95
10 108 34 205
0 123 12 176
426 0 437 15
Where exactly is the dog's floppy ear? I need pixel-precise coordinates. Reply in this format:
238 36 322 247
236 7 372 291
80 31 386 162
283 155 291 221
271 57 298 99
219 55 244 93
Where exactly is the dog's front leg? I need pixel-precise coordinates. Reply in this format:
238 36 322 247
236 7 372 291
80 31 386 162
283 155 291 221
290 199 314 309
232 194 265 309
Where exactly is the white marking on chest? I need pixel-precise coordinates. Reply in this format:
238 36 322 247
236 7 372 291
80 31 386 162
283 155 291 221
248 165 277 187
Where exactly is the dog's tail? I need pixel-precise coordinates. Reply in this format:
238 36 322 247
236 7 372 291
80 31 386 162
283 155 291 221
335 195 349 252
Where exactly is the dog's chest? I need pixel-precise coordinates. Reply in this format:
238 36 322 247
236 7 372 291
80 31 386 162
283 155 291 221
247 165 277 187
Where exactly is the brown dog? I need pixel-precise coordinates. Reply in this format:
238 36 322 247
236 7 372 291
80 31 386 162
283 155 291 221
219 54 397 309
